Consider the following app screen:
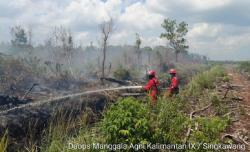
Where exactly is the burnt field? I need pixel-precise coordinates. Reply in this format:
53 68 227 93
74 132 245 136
1 51 249 152
0 47 209 151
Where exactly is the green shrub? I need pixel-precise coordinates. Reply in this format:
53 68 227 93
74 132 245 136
222 76 230 82
153 98 187 144
210 94 228 115
101 97 151 144
189 117 228 144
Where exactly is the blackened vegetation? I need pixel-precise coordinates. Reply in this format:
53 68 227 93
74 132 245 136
0 93 109 151
0 95 32 111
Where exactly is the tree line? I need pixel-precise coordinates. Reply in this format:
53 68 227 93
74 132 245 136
4 18 207 80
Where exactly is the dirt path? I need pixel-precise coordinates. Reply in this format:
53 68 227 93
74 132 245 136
227 69 250 150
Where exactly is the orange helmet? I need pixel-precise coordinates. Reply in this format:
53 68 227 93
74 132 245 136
148 70 156 76
169 69 176 74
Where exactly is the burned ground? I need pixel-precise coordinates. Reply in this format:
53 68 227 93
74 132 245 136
0 92 110 151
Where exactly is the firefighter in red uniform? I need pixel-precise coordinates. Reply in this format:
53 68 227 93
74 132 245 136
168 69 179 95
143 70 159 105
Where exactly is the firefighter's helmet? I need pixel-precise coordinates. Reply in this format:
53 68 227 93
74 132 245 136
169 69 176 74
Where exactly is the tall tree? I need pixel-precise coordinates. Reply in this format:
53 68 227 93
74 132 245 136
100 18 113 82
47 26 75 77
135 33 142 65
160 18 189 62
10 25 28 46
27 26 33 47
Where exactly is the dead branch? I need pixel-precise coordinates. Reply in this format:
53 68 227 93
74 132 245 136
222 134 250 146
222 134 242 143
231 84 244 88
223 87 230 99
22 83 38 99
183 103 213 143
221 83 233 99
221 84 243 89
190 103 213 118
184 126 192 143
231 97 244 101
242 105 250 108
223 112 232 117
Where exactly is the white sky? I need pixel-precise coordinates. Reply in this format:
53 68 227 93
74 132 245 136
0 0 250 60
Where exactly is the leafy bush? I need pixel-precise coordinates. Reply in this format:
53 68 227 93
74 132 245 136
222 76 230 82
101 97 151 144
210 94 228 115
189 117 228 144
153 98 187 144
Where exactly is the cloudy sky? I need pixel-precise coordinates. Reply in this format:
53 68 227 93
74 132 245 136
0 0 250 60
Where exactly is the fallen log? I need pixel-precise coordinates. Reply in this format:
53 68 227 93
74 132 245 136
231 84 244 88
100 77 130 85
242 105 250 108
222 134 250 146
0 95 32 107
231 96 244 101
223 85 232 99
121 93 145 97
190 103 213 118
221 84 244 89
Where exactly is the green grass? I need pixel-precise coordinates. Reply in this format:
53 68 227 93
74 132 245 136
0 131 8 152
183 65 226 97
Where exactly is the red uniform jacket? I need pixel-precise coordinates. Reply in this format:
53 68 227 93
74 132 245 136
169 76 179 92
144 77 159 103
